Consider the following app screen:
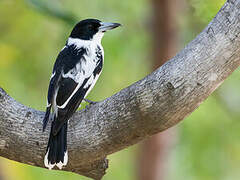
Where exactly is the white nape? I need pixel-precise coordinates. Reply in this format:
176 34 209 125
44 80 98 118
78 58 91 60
67 32 104 49
58 36 104 109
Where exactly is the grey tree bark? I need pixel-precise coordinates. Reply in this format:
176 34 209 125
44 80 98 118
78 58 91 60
138 0 179 179
0 0 240 179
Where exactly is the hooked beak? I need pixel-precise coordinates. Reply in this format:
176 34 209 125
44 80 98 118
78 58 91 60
99 22 121 32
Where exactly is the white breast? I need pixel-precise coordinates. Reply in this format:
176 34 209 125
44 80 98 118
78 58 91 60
64 37 104 84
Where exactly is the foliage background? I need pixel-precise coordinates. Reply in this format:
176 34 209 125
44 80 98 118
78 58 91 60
1 0 240 179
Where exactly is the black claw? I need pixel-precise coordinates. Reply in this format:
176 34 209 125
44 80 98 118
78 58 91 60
84 98 98 105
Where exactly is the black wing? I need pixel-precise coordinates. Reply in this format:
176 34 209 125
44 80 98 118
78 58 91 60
43 71 61 131
43 45 102 135
43 45 86 131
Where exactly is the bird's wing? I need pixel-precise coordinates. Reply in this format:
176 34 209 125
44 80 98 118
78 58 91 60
43 69 62 131
44 45 102 134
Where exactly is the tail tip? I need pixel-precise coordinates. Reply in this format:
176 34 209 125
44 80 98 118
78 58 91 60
44 149 68 170
55 151 68 169
44 149 55 170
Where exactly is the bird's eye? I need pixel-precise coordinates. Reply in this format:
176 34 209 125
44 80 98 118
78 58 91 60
88 24 94 29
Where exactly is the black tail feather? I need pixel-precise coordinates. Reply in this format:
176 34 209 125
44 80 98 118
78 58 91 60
44 121 68 169
43 106 51 132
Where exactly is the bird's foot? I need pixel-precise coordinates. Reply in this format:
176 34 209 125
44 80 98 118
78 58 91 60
84 98 98 105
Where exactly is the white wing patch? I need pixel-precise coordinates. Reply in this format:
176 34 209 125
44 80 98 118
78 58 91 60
57 77 83 109
62 62 83 83
50 71 56 80
84 73 101 98
62 56 96 84
53 86 59 116
46 71 56 108
57 38 103 109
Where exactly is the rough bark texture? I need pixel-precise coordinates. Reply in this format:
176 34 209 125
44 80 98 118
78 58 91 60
138 0 179 179
1 0 240 179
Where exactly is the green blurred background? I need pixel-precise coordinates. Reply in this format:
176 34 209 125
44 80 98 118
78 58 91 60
1 0 240 179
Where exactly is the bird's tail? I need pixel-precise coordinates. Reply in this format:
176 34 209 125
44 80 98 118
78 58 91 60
44 120 68 170
43 106 51 132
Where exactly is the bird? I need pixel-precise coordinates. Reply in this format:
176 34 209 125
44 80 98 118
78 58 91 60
42 19 121 170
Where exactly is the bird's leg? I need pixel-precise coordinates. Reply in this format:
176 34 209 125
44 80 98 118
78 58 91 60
83 98 98 105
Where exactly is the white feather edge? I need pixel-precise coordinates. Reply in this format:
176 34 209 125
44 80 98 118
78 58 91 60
44 149 68 170
44 34 103 170
57 37 103 109
44 149 55 170
56 151 68 169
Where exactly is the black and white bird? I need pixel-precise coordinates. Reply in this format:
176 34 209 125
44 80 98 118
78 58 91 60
43 19 121 169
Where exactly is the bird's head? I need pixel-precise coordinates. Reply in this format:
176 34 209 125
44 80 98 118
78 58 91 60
70 19 121 42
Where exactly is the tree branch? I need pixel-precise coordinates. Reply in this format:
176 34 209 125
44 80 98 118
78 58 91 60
1 0 240 179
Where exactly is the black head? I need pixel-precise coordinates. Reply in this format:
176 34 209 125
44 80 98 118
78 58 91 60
70 19 121 40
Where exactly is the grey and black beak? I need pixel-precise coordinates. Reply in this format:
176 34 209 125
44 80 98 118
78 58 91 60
99 22 121 32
